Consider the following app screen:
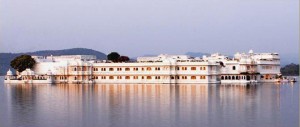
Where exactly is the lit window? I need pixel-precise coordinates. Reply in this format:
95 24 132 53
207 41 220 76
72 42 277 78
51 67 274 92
191 67 196 70
147 67 152 71
191 76 196 79
200 76 206 79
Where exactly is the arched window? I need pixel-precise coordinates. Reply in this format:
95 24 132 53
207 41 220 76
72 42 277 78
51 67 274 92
191 76 196 80
232 76 235 80
232 66 236 70
236 76 239 80
191 67 196 70
228 76 231 80
147 67 152 71
147 76 152 79
225 76 228 80
221 76 224 80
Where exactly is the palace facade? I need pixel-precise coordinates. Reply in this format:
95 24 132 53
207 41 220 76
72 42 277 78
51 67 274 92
4 50 281 84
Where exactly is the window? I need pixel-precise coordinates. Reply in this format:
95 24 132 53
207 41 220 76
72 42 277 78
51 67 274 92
117 68 122 71
74 68 77 71
191 67 196 70
125 76 130 79
125 68 130 71
176 67 180 70
109 68 114 71
134 76 138 79
147 76 152 79
142 76 144 79
147 67 152 71
181 67 187 70
232 66 236 70
155 76 160 79
117 76 122 79
191 76 196 79
155 67 160 71
176 76 180 79
109 76 114 79
74 76 77 80
93 68 98 71
200 76 206 79
181 76 187 79
101 68 106 71
83 67 86 71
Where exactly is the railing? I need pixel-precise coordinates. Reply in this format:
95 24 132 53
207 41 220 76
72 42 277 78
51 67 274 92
239 68 258 74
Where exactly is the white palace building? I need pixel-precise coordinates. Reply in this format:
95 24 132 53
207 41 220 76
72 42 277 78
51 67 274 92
4 50 281 84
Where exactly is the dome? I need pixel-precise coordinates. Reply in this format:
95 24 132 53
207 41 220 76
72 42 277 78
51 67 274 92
249 49 254 54
21 68 35 76
6 69 12 75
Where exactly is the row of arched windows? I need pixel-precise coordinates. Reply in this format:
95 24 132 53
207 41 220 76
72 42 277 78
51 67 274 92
221 75 251 80
90 66 209 72
87 76 207 80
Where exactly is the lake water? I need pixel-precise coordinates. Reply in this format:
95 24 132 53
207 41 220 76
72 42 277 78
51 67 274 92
0 76 298 127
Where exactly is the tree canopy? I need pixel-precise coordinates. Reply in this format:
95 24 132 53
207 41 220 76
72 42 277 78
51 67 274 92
10 55 36 72
107 52 120 62
118 56 130 62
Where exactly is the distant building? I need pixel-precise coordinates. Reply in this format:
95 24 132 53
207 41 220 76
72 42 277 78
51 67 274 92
5 50 281 84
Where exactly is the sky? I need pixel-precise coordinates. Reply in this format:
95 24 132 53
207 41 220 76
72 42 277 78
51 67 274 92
0 0 299 60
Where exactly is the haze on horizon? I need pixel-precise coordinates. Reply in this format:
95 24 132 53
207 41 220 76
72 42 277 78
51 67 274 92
0 0 298 60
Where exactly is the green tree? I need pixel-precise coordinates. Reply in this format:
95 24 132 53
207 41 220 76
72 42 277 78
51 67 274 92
118 56 130 62
10 55 36 72
107 52 120 62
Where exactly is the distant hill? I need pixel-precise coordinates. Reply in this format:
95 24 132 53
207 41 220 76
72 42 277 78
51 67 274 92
280 63 299 76
0 48 106 75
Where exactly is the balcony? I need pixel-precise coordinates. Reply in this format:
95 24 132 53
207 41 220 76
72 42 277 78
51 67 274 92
239 68 258 74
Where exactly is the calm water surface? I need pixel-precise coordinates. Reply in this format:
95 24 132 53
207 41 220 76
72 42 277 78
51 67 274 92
0 77 298 127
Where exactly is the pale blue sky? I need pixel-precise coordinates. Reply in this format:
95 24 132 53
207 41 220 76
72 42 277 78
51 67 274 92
0 0 298 59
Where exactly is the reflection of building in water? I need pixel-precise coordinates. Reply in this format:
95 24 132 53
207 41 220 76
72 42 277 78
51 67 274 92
4 83 296 127
5 50 281 84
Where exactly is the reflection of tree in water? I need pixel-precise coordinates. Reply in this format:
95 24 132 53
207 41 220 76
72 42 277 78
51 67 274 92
9 84 37 127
